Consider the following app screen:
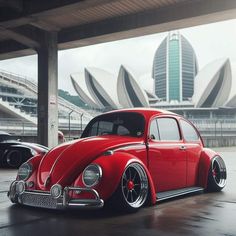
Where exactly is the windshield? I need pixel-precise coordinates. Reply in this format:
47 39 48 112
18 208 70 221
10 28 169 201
82 112 145 138
0 134 14 142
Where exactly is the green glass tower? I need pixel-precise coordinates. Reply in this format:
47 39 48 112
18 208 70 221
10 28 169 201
152 32 198 102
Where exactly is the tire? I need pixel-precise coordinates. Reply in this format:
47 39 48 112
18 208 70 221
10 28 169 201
207 156 227 192
0 150 5 167
107 162 149 212
3 149 23 168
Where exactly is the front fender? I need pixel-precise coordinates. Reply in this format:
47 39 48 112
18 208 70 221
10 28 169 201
198 148 220 188
73 151 156 205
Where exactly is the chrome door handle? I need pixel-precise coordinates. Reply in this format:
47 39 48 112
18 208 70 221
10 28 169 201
179 145 186 150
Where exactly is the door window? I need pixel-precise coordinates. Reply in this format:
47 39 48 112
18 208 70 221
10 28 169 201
180 119 199 141
149 119 160 140
157 118 180 141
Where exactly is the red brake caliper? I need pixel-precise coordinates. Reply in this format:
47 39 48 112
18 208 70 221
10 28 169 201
212 168 216 177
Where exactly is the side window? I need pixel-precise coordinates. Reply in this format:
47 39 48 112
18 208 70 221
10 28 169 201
89 121 113 136
117 125 130 136
180 119 199 141
157 118 180 141
149 119 160 140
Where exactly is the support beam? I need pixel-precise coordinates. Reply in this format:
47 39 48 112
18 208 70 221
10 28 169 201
37 31 58 148
0 26 40 49
0 40 34 60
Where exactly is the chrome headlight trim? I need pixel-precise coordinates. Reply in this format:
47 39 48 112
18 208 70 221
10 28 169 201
16 181 25 194
18 162 33 181
82 164 102 188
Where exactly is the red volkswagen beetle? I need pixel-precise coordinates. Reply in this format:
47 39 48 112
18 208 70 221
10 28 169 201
8 109 227 211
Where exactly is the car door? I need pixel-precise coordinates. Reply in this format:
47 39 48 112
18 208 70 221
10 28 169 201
179 119 203 187
148 117 187 192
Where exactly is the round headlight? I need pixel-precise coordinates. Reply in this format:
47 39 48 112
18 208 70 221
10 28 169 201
82 164 102 187
18 162 32 181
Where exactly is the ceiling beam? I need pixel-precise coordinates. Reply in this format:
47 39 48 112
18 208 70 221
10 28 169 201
58 0 236 49
0 0 23 12
0 40 34 60
0 0 122 30
0 26 40 49
0 0 236 60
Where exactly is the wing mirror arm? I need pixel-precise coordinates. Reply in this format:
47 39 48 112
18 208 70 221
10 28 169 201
147 135 154 143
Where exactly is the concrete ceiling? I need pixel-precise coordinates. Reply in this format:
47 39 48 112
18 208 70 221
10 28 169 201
0 0 236 60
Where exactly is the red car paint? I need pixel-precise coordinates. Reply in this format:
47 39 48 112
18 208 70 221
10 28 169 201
17 108 220 205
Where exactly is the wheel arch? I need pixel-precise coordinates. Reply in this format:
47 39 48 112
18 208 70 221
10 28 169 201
93 151 156 204
197 148 221 188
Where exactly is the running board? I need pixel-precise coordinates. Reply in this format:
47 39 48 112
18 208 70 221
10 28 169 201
157 187 204 202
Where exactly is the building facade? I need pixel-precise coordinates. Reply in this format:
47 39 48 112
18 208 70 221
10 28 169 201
152 32 198 102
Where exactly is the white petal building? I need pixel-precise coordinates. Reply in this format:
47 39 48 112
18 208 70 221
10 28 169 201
71 67 120 110
192 58 232 108
84 67 119 110
71 59 236 110
117 65 149 108
224 63 236 107
71 65 153 110
70 72 100 109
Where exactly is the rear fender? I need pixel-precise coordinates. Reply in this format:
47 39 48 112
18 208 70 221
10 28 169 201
198 148 219 188
73 151 156 205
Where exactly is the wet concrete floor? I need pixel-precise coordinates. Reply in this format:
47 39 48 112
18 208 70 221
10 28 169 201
0 147 236 236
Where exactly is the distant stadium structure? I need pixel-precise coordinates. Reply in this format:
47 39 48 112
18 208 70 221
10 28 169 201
192 58 232 108
70 32 236 111
71 66 152 110
71 61 236 110
0 70 94 135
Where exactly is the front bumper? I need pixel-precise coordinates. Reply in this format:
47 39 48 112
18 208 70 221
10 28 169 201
8 181 104 210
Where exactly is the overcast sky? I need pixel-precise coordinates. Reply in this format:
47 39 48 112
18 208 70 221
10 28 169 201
0 18 236 95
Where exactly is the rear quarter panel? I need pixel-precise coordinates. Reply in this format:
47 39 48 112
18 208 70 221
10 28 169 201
198 148 220 188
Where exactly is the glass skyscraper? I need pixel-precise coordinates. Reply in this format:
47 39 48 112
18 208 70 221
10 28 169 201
152 32 198 102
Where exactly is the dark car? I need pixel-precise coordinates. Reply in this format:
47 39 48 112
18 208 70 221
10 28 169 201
0 131 48 168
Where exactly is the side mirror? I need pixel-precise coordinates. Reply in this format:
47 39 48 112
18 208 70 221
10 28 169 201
147 134 155 141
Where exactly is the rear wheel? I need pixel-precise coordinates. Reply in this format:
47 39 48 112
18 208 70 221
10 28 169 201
207 156 227 192
108 163 149 212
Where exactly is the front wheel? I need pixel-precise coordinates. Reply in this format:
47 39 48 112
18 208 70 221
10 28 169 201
108 162 149 212
207 156 227 192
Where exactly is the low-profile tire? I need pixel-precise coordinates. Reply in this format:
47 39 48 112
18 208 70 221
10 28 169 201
3 149 23 168
207 156 227 192
107 162 149 212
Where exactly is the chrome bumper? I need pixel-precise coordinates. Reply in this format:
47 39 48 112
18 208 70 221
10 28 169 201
8 181 104 210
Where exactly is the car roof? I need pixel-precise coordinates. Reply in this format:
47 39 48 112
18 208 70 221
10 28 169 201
102 108 179 120
0 131 11 136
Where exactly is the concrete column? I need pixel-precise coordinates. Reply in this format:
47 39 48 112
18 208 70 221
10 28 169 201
37 31 58 148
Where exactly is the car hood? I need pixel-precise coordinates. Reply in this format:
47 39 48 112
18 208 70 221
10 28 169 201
37 135 143 190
